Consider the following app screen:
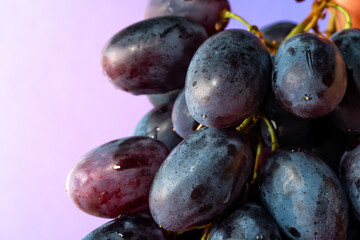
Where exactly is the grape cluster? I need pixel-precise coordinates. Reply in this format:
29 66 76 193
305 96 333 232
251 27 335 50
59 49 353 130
66 0 360 239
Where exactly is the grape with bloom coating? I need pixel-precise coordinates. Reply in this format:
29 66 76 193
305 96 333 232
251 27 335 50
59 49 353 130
330 28 360 134
185 29 271 128
272 33 347 118
340 140 360 222
83 212 169 240
66 137 169 218
149 128 253 232
260 149 348 239
209 203 282 240
102 16 207 95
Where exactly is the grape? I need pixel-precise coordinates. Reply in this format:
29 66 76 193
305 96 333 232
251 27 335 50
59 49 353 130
185 29 272 128
172 89 198 138
145 0 230 35
134 104 182 150
101 16 207 95
83 212 169 240
66 136 169 218
148 89 181 107
261 21 297 45
208 203 282 240
339 139 360 222
260 149 348 239
272 33 347 118
330 28 360 134
149 127 253 232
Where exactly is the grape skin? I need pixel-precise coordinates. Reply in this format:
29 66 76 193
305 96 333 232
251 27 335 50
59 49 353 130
145 0 230 35
209 203 282 240
83 212 169 240
66 137 169 218
149 128 253 232
261 21 297 45
171 89 198 138
330 28 360 134
272 33 347 118
340 140 360 222
148 89 181 107
260 150 348 240
134 104 182 150
101 16 207 95
185 29 272 128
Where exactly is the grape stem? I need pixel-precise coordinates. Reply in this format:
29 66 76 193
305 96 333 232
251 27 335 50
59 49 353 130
196 124 204 131
326 2 352 29
257 113 279 152
236 114 258 132
285 0 329 40
199 223 212 240
251 141 263 185
221 10 279 53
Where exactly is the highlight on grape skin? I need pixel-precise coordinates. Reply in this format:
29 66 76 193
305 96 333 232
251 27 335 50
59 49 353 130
66 136 169 218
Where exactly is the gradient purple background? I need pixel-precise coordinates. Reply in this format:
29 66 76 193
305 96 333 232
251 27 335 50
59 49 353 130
0 0 315 239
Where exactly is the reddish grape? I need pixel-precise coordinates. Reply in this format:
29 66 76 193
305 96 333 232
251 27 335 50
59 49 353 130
101 16 207 95
66 137 169 218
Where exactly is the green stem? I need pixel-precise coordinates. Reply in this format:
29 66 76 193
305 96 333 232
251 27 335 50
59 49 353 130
200 223 212 240
327 3 352 29
251 142 263 184
257 114 279 152
222 10 252 30
285 0 328 40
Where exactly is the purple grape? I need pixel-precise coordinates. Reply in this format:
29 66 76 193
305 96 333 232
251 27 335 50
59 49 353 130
260 149 348 239
272 33 347 118
330 28 360 134
261 21 297 45
148 89 181 107
134 104 182 150
185 29 271 128
145 0 230 35
172 89 198 138
209 203 282 240
101 16 207 95
149 127 253 232
66 136 169 218
340 140 360 222
83 212 169 240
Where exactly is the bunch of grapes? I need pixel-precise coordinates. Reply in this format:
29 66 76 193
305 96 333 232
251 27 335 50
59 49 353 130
66 0 360 239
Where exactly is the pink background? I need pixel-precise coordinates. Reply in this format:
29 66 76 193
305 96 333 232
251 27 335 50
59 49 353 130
0 0 314 239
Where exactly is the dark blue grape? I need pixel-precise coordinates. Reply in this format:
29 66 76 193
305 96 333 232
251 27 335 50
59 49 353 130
66 137 169 218
209 203 282 240
172 89 198 138
149 127 253 232
261 21 297 45
339 140 360 222
134 104 182 150
185 29 272 128
101 16 207 95
145 0 230 35
83 212 169 240
272 33 347 118
330 28 360 134
260 149 348 239
148 89 181 107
